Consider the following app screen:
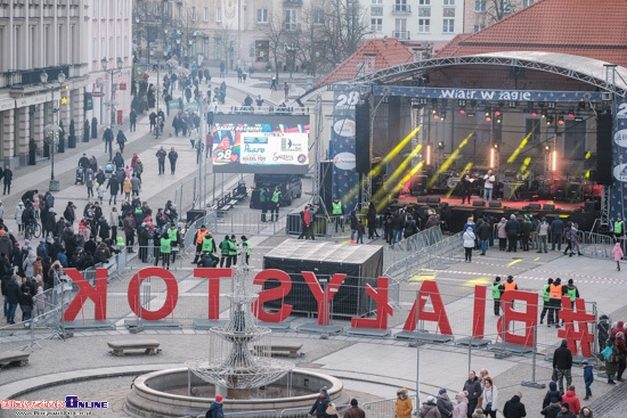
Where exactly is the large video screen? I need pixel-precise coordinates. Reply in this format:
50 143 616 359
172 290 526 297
211 114 310 174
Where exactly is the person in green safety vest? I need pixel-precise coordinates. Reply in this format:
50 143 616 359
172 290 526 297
115 235 125 248
332 198 344 233
491 276 502 316
219 235 230 268
270 186 281 222
539 278 554 325
241 235 252 270
563 278 580 309
158 232 172 270
202 232 216 255
613 214 625 237
227 234 238 267
167 223 180 263
259 186 268 223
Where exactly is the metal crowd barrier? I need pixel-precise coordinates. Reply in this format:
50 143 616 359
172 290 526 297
577 230 614 259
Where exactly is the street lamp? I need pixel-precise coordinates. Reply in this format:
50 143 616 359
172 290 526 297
40 70 66 192
101 57 124 127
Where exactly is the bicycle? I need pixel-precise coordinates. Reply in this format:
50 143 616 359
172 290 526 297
24 221 41 239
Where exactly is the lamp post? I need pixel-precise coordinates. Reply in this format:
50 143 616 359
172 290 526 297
101 57 124 127
40 70 66 192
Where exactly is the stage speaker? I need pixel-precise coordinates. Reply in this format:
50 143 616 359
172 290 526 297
318 161 333 212
528 203 541 211
355 100 370 174
596 112 613 185
472 200 486 207
543 203 555 211
489 201 502 208
417 196 428 203
427 197 441 204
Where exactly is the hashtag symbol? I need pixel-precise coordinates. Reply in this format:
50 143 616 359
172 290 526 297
557 297 595 357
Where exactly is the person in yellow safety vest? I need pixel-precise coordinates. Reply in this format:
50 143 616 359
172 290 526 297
270 186 281 222
548 277 563 328
332 198 344 233
228 234 239 267
540 278 554 325
115 235 125 248
201 232 216 256
491 276 502 316
563 278 580 309
219 235 230 268
501 275 518 310
158 232 172 270
192 225 208 264
167 223 180 263
241 235 252 270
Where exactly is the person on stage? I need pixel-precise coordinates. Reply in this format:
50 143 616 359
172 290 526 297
461 170 474 205
483 169 496 202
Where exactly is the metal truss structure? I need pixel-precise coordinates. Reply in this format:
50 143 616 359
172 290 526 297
354 54 627 97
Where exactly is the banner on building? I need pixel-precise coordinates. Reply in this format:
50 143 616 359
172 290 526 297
611 102 627 217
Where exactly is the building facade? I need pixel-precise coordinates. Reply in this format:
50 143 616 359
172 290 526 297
463 0 536 33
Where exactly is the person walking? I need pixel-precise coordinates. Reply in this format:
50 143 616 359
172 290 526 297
3 167 12 195
205 394 224 418
343 398 366 418
129 109 137 132
491 276 502 316
241 236 251 270
103 126 114 160
549 278 563 327
270 186 281 222
156 147 167 175
107 175 120 205
452 392 468 418
463 371 482 418
612 241 623 271
116 129 127 154
553 339 574 393
556 403 575 418
309 387 330 418
168 147 178 175
562 386 580 416
582 360 593 401
541 398 561 418
481 377 498 418
540 278 554 325
219 235 230 268
395 388 413 418
502 393 526 418
463 227 476 263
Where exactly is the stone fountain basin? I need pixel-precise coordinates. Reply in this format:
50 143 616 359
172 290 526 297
125 367 347 418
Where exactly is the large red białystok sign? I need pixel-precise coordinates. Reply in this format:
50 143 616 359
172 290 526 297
62 267 595 357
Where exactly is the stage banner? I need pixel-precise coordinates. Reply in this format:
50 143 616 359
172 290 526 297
611 102 627 217
330 85 360 210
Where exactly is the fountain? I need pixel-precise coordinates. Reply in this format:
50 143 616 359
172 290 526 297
125 268 346 417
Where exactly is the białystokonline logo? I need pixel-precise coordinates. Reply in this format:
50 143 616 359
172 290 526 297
1 396 109 414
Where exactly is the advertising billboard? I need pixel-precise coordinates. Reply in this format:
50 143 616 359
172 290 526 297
211 114 310 174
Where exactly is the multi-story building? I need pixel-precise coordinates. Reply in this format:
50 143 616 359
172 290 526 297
0 0 90 167
87 0 132 128
463 0 536 33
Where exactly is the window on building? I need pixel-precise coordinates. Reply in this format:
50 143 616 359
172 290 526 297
313 8 325 25
418 18 430 32
394 0 409 12
371 0 382 4
473 24 484 32
523 0 534 6
395 18 408 39
284 9 297 31
474 0 486 12
215 5 222 23
191 6 196 21
443 18 454 33
443 0 455 5
370 18 382 32
214 36 222 59
419 0 430 4
204 7 209 22
257 8 268 23
92 37 97 60
418 6 430 16
443 7 455 17
31 26 37 67
370 6 383 16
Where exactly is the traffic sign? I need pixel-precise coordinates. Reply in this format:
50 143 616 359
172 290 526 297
92 91 105 98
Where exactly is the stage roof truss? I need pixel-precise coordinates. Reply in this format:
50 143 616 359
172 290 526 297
353 54 627 98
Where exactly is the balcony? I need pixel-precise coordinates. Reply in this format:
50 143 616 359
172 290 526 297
392 4 411 14
3 65 71 88
393 31 410 40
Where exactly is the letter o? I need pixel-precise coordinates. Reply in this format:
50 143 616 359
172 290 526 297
127 267 178 320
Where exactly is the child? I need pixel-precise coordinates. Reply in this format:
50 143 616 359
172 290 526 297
612 241 623 271
582 359 593 400
96 182 105 205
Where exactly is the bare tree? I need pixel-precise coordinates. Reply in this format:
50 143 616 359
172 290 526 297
263 13 285 82
320 0 370 67
297 5 325 77
486 0 517 24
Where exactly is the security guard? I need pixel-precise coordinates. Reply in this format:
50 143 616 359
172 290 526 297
192 225 208 264
540 278 554 325
158 232 172 270
201 232 216 256
548 277 563 328
270 186 281 222
228 234 239 266
167 223 180 263
115 235 125 248
564 278 580 308
501 275 518 310
491 276 502 316
332 198 344 233
259 187 268 222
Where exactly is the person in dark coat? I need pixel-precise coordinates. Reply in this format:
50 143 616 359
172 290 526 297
204 394 224 418
502 392 526 418
63 202 76 225
168 147 178 175
343 398 366 418
550 218 564 251
463 370 482 418
3 167 12 195
116 129 127 154
5 275 19 324
129 109 137 132
477 219 492 255
308 387 330 418
553 339 573 393
107 176 120 205
103 126 114 160
505 214 520 252
542 381 563 409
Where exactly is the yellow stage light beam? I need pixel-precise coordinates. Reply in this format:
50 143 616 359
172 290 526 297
371 143 423 202
427 132 475 189
341 126 422 205
509 157 532 198
506 132 533 164
445 162 473 198
376 161 425 212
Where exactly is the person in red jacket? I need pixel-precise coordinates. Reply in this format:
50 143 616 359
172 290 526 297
561 385 580 415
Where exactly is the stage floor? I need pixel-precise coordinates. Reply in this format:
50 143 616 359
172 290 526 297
398 193 585 212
